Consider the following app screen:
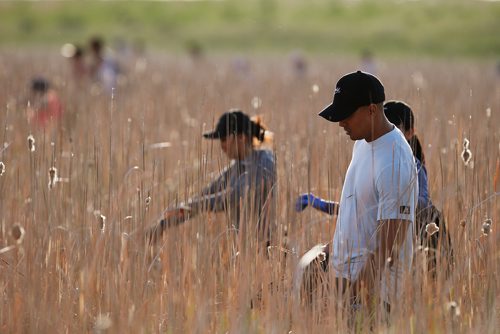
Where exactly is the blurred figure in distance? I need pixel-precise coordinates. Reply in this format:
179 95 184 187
89 36 120 93
26 77 64 129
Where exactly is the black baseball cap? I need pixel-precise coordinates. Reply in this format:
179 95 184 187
203 109 252 139
319 70 385 122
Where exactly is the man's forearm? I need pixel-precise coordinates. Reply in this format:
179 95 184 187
378 219 410 268
353 219 411 294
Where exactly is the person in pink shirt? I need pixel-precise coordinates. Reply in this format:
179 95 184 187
27 78 64 128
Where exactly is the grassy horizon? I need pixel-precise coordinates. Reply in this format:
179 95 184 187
0 0 499 58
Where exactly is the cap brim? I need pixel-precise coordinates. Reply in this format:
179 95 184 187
319 99 359 122
319 103 342 122
202 131 222 139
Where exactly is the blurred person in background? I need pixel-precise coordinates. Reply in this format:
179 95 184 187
360 49 377 75
148 110 276 250
60 43 87 82
186 39 204 62
69 45 87 81
88 36 120 93
26 77 64 129
296 71 417 312
289 50 308 77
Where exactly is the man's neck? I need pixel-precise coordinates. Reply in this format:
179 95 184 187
366 119 394 143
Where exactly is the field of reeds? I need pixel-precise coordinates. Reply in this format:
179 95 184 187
0 50 499 333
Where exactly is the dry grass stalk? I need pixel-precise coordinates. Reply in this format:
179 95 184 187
0 51 498 333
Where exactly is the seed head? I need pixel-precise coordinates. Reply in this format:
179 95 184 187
11 224 25 244
145 191 151 209
425 222 440 236
463 138 470 149
446 301 461 317
98 214 106 232
48 167 58 189
0 161 5 176
27 135 35 152
482 219 492 236
461 148 472 166
317 251 327 263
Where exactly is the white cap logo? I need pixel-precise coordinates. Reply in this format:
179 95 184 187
334 87 341 94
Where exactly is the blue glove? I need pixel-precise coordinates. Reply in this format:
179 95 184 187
295 193 315 212
295 193 338 215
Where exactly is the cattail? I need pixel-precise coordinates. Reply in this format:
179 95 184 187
27 134 35 152
98 214 106 232
461 148 472 166
145 191 151 209
48 167 58 189
463 138 470 149
11 224 25 244
460 220 466 228
446 301 461 317
0 161 5 176
482 218 492 236
425 222 439 236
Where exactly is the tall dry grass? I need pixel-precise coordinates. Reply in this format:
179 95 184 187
0 50 499 333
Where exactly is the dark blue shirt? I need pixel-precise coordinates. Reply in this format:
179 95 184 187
416 158 431 209
187 149 276 233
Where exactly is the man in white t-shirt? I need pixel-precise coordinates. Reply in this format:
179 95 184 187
316 71 418 307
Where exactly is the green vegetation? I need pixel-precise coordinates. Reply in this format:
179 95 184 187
0 0 499 57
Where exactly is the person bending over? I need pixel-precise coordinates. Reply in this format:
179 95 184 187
149 110 276 248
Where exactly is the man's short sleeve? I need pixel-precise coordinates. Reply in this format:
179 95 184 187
376 162 417 222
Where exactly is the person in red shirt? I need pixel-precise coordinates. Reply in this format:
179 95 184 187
27 78 64 128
